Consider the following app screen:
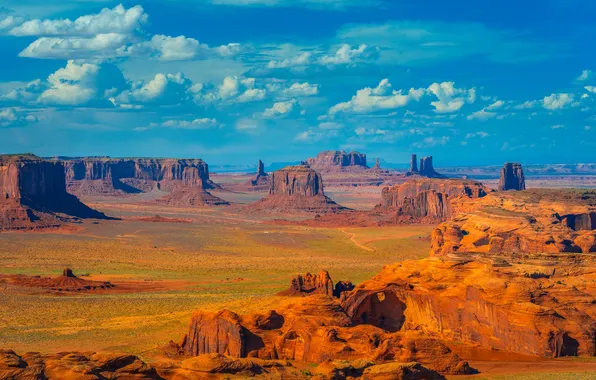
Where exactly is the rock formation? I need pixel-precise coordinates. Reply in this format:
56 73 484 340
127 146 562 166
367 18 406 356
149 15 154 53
176 295 473 375
498 162 526 191
340 254 596 358
430 189 596 256
60 157 219 196
0 154 107 230
156 188 230 207
247 165 347 213
405 154 444 178
0 350 160 379
307 151 368 172
0 268 115 292
277 270 354 298
409 154 418 173
378 178 488 223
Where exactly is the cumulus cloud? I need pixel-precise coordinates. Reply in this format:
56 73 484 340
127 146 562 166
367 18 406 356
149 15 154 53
427 82 476 113
281 82 319 97
266 44 380 69
585 86 596 94
19 33 129 59
267 52 313 69
39 60 126 106
113 73 192 106
465 131 489 138
318 44 380 65
329 79 424 114
0 80 45 104
0 107 38 127
123 35 247 61
9 4 147 36
0 15 24 32
262 99 304 118
467 100 504 121
542 93 574 110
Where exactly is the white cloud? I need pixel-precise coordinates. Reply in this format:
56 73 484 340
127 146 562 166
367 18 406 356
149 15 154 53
465 131 489 138
427 82 476 113
123 35 246 61
9 4 147 36
0 15 24 31
114 72 192 105
262 99 304 118
577 70 593 82
542 93 574 110
551 124 565 129
485 100 504 111
514 100 537 110
159 118 218 129
467 109 496 121
585 86 596 94
329 79 424 114
282 82 319 97
19 33 129 59
318 44 380 65
39 60 126 106
0 107 38 127
267 52 313 69
0 80 45 104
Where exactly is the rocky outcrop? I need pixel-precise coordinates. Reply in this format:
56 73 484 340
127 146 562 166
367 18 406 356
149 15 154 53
176 295 472 375
0 154 107 230
60 157 218 196
277 270 354 298
430 189 596 256
378 178 488 223
0 350 159 379
340 254 596 358
307 151 368 172
0 268 115 292
498 162 526 191
405 154 444 178
156 188 230 207
247 165 348 214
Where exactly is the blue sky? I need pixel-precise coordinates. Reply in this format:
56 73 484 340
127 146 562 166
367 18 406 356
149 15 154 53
0 0 595 166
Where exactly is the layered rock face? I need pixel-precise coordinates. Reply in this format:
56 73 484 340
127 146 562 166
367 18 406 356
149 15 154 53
61 157 217 196
247 165 347 213
340 254 596 358
250 159 271 189
0 155 106 230
176 295 472 375
431 189 596 256
498 162 526 191
379 178 488 222
307 150 368 172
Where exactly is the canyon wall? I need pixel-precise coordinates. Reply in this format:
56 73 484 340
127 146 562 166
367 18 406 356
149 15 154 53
1 155 106 230
60 157 216 196
379 178 488 222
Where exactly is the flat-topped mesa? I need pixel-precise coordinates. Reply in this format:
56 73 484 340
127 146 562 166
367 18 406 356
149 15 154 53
246 165 348 213
60 157 217 196
498 162 526 191
270 165 323 196
0 155 106 230
306 150 368 172
431 189 596 256
379 178 488 222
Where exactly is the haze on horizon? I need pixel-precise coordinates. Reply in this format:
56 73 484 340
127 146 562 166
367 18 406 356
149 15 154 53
0 0 595 166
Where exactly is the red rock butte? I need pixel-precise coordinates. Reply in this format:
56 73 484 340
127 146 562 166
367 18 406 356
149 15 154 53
0 154 107 230
498 162 526 191
378 178 488 223
247 164 348 213
306 150 369 172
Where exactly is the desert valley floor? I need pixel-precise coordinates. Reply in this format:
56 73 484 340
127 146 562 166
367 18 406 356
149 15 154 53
1 181 596 379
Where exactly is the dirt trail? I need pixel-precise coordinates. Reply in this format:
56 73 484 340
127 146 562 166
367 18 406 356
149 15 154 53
340 229 375 252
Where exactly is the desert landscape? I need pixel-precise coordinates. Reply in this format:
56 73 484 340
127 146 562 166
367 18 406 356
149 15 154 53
0 150 595 379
